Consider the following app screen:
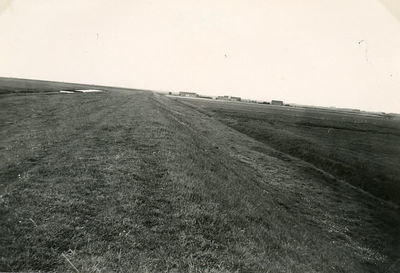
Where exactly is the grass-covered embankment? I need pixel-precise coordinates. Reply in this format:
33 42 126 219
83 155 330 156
179 98 400 206
1 90 399 272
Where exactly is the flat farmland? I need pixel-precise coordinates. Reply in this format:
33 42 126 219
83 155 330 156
176 97 400 206
0 77 144 95
1 88 400 272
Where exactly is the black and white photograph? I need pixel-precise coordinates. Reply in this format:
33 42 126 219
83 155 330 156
0 0 399 272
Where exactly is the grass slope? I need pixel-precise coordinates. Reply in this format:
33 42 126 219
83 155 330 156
176 98 400 206
1 90 399 272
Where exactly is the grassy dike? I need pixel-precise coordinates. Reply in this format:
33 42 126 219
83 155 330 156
1 90 398 272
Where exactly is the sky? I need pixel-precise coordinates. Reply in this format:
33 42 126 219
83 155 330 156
0 0 399 113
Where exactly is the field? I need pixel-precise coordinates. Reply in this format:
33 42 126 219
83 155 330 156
1 81 399 272
176 98 400 206
0 77 146 95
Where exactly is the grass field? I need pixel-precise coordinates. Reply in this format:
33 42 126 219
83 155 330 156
176 98 400 206
1 84 399 272
0 77 145 95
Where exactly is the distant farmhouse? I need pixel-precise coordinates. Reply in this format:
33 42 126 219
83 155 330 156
216 95 241 101
179 92 197 97
198 95 213 99
271 100 284 106
230 96 241 101
242 99 257 103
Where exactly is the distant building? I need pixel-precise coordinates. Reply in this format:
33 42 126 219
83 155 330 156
216 95 241 101
198 95 213 99
271 100 284 106
230 96 241 101
179 92 197 97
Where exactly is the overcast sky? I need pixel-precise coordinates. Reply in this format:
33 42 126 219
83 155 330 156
0 0 399 113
